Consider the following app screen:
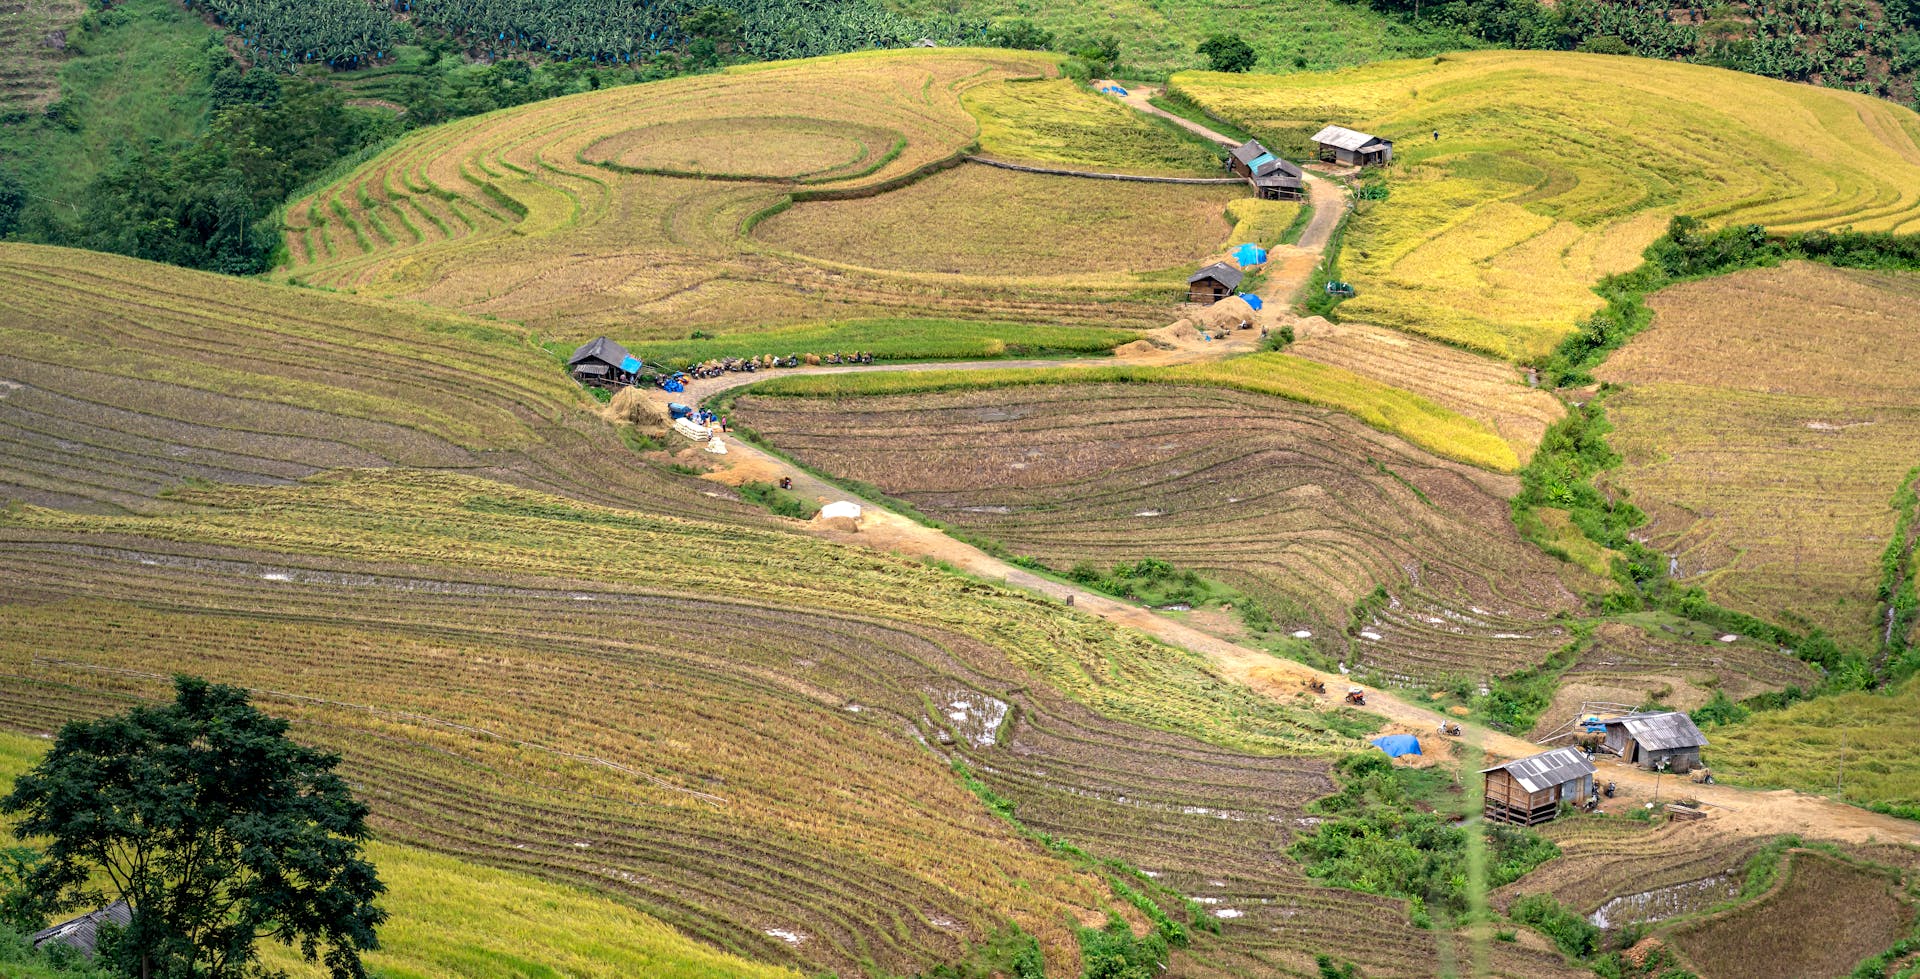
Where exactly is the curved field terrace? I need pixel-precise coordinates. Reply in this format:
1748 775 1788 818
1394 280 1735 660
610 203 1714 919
734 382 1581 683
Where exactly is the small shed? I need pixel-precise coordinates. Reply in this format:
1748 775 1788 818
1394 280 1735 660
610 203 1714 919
1482 747 1595 825
1252 170 1304 201
1187 262 1243 305
569 336 640 388
1310 125 1393 167
1600 712 1708 772
32 900 132 959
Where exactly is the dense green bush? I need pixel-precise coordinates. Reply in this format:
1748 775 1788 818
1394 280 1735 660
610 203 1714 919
1509 893 1599 958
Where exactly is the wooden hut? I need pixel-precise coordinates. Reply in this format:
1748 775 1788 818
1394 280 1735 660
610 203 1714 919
568 336 640 388
1599 712 1708 772
31 900 131 960
1187 262 1243 305
1309 125 1393 167
1482 747 1595 826
1226 140 1272 179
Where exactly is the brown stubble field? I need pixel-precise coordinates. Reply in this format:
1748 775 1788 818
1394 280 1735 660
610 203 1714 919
734 383 1583 684
280 49 1229 339
1669 851 1913 979
1598 262 1920 646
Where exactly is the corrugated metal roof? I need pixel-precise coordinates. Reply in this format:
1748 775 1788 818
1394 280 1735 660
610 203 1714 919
32 900 132 959
1606 712 1708 751
1253 156 1303 178
1482 746 1595 793
1230 140 1270 165
569 336 633 368
1188 262 1243 289
1252 172 1303 188
1311 125 1388 152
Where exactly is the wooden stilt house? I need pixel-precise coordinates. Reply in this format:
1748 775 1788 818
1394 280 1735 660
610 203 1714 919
1483 747 1595 826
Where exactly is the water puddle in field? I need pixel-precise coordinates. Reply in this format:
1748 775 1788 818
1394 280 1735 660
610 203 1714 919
1290 630 1313 639
1212 908 1243 919
1359 631 1383 641
1588 873 1739 929
959 505 1013 514
929 687 1010 748
1158 603 1192 611
765 929 807 945
1134 509 1165 517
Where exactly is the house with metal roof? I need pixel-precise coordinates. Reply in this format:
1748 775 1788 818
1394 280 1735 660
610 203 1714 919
31 899 131 959
1310 125 1393 167
1482 747 1595 825
568 336 642 388
1187 262 1243 305
1227 140 1306 199
1600 711 1708 772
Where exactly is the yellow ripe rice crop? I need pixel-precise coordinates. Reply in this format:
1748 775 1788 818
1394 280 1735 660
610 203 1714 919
1172 51 1920 360
746 352 1519 472
1225 198 1305 247
963 78 1223 176
1598 262 1920 646
1707 679 1920 809
280 49 1216 338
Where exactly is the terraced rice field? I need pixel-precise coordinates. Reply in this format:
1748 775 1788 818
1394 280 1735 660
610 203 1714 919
0 0 82 113
754 165 1241 276
1707 679 1920 808
2 463 1514 975
280 49 1208 338
1492 817 1765 919
0 244 733 518
963 78 1224 175
3 732 802 979
1670 851 1913 979
1172 52 1920 361
1598 262 1920 646
1289 318 1562 463
733 383 1581 683
1527 621 1817 739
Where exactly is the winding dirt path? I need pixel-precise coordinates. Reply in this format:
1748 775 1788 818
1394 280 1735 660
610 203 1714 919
639 84 1920 849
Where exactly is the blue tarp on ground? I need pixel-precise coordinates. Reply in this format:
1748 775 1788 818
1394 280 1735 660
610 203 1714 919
1233 243 1267 266
1239 293 1264 311
1371 734 1422 757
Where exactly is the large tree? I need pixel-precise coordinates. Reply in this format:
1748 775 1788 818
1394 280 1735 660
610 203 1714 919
1197 34 1257 72
1 677 385 979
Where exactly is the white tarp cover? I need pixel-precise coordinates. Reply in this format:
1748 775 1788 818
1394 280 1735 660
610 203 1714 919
705 437 728 454
819 501 862 520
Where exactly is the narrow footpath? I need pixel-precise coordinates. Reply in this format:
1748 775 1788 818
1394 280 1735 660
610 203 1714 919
642 82 1920 849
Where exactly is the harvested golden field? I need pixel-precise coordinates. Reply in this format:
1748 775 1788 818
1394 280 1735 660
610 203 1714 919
1289 317 1562 463
1225 198 1306 247
1707 679 1920 809
1493 817 1764 920
1598 262 1920 646
1671 851 1912 979
0 243 736 519
1172 52 1920 360
280 49 1204 337
5 463 1566 975
733 383 1581 683
754 164 1242 276
963 77 1223 175
1528 620 1817 739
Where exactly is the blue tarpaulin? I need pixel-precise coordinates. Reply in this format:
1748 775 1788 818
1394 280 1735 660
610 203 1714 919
619 354 642 373
1239 293 1264 311
1247 152 1278 171
1233 243 1267 266
1371 734 1422 757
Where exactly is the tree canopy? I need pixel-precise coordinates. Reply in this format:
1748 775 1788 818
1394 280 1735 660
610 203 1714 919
1197 33 1257 72
0 677 385 979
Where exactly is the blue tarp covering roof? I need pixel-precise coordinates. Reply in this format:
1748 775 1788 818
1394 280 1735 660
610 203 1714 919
1371 734 1422 757
1240 293 1264 310
620 355 642 373
1247 152 1278 171
1232 243 1267 266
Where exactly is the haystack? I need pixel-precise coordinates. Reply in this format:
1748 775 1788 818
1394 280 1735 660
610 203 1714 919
603 387 671 436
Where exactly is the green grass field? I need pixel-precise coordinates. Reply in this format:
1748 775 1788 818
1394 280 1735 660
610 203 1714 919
0 0 216 224
628 317 1134 367
892 0 1470 77
1172 51 1920 361
963 77 1223 175
1708 680 1920 810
